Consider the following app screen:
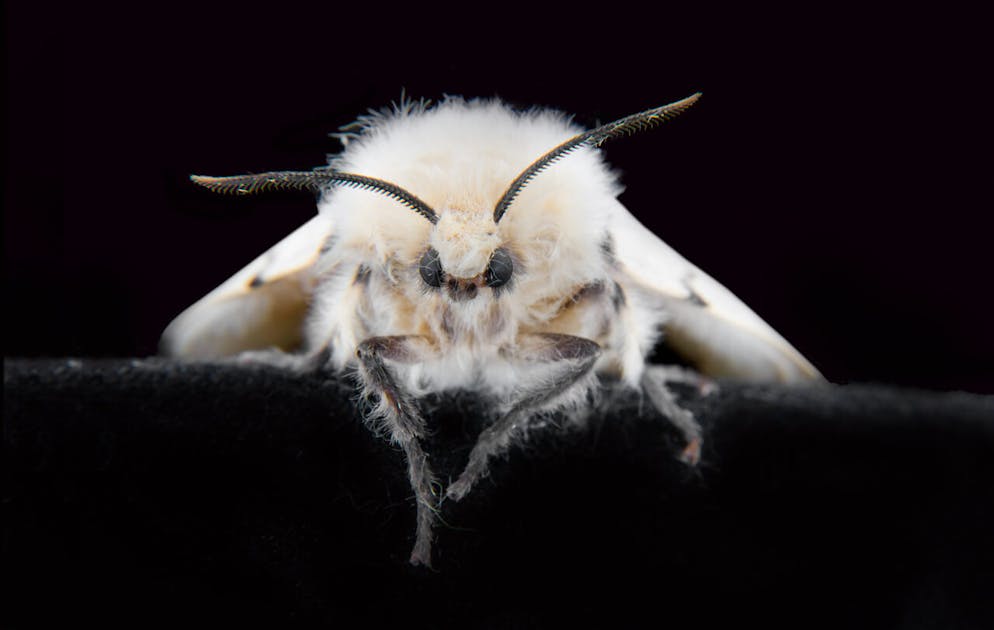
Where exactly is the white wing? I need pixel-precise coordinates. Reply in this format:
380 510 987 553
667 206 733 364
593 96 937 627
161 214 334 358
610 200 821 382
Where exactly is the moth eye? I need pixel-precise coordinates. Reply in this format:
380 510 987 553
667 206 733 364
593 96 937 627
485 248 513 288
419 248 444 288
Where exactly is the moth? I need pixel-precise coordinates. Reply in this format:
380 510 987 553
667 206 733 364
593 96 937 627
162 93 821 567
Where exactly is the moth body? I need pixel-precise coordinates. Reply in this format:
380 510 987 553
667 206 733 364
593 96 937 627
163 94 821 567
305 101 622 397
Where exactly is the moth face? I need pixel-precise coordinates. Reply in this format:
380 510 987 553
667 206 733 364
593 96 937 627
420 211 513 300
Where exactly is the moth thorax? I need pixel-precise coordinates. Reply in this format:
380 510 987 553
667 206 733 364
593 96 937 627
430 210 501 279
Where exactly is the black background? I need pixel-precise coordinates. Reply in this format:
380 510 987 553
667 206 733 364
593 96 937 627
4 3 992 393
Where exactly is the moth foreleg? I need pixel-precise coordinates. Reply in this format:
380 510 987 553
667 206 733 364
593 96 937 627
355 335 439 568
446 333 601 502
641 365 705 465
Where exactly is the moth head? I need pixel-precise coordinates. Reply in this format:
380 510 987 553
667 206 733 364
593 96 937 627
423 210 504 297
189 93 701 303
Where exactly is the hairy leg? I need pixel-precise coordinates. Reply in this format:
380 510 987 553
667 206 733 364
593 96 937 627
641 365 707 465
355 336 440 567
446 333 601 502
647 364 718 396
231 345 333 373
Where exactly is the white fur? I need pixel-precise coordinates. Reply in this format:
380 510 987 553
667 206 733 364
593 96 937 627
309 97 625 396
166 95 820 396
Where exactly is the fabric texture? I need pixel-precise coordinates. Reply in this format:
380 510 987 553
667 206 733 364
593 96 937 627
4 359 993 629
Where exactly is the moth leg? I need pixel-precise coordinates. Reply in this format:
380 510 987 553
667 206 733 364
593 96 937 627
231 344 333 374
641 365 704 465
446 333 601 502
355 335 439 568
649 364 718 396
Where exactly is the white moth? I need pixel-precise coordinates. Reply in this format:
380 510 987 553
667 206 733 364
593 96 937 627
162 93 821 567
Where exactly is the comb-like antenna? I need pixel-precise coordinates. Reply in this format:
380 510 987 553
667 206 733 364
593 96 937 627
190 169 439 224
492 93 702 223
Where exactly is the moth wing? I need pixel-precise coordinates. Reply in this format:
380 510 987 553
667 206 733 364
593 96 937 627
610 200 821 382
161 213 334 358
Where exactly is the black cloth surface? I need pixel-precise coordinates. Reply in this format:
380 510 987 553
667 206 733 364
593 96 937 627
4 359 993 629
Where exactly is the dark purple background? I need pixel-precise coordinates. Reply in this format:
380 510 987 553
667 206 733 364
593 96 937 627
5 3 991 392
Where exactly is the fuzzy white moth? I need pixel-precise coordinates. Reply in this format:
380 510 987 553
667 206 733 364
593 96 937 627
162 93 821 567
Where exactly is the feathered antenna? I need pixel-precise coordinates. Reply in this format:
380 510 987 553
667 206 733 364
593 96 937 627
492 92 702 223
190 169 440 225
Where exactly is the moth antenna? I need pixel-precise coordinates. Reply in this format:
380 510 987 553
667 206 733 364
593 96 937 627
190 170 439 224
492 92 702 223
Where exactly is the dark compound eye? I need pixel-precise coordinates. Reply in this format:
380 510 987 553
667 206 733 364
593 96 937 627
419 248 444 288
485 248 513 288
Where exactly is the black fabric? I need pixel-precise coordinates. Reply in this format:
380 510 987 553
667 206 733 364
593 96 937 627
4 359 993 629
